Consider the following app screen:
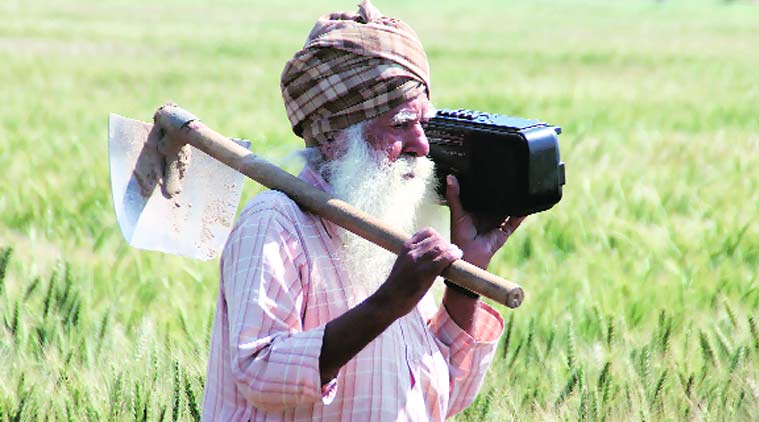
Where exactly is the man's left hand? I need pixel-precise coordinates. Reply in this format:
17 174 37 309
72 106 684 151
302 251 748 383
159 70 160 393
445 175 525 270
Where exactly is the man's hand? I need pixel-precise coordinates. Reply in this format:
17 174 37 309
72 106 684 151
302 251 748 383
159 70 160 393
446 175 525 270
373 228 463 317
441 175 526 332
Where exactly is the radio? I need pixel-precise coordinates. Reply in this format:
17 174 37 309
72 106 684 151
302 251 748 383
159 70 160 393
424 108 566 217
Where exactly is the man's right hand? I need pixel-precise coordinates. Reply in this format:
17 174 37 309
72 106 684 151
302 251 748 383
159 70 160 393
372 228 463 317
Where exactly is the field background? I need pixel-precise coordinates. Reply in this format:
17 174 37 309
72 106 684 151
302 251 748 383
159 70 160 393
1 0 758 420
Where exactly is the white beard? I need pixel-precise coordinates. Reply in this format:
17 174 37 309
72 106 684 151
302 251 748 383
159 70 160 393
316 125 446 303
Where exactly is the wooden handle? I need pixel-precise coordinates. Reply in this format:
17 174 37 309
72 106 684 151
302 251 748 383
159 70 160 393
155 105 524 308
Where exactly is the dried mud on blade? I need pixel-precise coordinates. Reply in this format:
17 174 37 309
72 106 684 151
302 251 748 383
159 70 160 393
108 113 248 260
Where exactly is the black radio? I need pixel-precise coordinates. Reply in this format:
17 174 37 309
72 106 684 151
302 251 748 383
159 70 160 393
423 108 566 217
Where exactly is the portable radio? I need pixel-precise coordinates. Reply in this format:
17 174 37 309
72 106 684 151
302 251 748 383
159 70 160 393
424 108 565 217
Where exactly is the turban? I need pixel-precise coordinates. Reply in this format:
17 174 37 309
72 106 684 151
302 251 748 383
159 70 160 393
281 0 431 146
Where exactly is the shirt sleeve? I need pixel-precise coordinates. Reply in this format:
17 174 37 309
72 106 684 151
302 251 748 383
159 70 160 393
427 300 504 418
221 202 337 412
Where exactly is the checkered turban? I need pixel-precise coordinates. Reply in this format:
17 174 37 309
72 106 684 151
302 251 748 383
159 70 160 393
281 0 430 146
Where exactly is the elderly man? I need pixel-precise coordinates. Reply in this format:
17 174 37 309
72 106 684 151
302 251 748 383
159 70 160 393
202 1 524 420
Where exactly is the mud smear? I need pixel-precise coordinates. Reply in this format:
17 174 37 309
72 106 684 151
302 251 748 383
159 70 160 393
200 199 234 241
131 126 163 197
160 143 192 199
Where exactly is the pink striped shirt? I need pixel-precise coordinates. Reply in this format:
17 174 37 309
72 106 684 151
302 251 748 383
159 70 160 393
202 166 504 421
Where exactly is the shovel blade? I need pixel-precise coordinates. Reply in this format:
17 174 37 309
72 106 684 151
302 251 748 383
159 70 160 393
108 113 248 260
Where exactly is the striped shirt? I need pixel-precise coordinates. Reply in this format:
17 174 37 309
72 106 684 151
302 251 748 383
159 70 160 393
202 166 504 421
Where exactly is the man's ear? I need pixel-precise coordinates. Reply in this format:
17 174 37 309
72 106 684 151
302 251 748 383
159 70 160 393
320 135 347 161
318 138 335 161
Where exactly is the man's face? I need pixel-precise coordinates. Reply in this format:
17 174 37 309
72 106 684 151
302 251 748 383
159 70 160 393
362 96 434 162
321 99 440 300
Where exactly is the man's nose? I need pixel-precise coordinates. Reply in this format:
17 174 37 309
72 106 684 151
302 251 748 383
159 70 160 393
402 124 430 157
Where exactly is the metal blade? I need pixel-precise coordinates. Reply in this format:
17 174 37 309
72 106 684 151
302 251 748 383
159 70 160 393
108 113 248 260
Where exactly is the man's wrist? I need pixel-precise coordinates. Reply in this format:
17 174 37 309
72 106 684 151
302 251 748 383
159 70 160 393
443 279 480 299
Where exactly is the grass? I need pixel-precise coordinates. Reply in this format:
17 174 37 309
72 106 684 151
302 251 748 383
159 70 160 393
1 0 758 420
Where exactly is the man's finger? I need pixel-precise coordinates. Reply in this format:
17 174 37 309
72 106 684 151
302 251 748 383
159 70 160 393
406 227 436 247
412 235 440 254
445 175 465 222
500 216 527 235
430 243 463 266
484 216 527 248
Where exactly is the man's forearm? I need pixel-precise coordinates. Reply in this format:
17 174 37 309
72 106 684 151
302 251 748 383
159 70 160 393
319 229 462 385
319 292 398 385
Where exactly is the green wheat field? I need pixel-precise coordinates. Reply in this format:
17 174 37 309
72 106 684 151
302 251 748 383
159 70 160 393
1 0 758 420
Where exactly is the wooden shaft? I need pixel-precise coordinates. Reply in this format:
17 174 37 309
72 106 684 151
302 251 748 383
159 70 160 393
155 105 524 308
